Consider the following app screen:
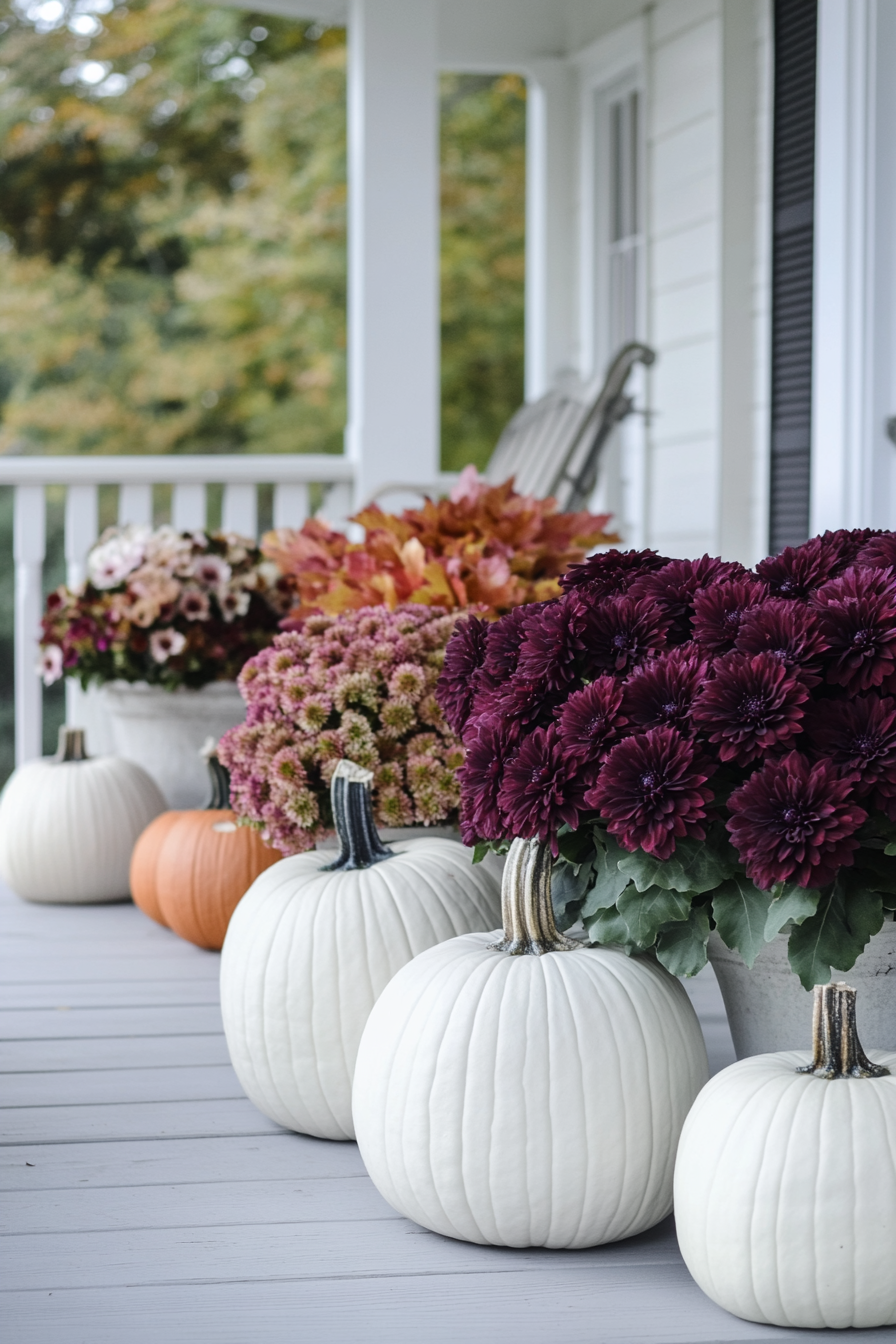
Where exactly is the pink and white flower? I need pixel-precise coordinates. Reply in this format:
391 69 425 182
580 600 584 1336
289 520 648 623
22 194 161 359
193 554 232 588
37 644 64 686
179 586 211 621
149 628 187 663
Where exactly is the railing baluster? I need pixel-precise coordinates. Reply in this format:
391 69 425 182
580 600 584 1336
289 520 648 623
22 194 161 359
172 483 206 532
13 485 46 766
319 482 354 534
64 484 99 589
222 483 258 539
273 483 310 530
119 483 153 527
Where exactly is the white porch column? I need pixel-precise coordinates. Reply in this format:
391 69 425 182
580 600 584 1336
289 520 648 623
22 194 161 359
345 0 440 507
810 0 896 534
524 59 576 400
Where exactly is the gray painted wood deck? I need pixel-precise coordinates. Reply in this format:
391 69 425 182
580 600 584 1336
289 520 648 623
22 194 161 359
2 882 894 1344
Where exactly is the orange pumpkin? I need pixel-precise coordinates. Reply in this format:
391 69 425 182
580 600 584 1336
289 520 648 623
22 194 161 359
130 811 183 926
156 808 279 950
132 755 280 950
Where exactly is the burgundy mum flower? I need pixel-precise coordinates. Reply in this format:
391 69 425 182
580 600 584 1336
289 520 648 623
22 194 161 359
457 716 517 845
497 724 586 853
624 646 711 734
855 531 896 572
582 595 669 675
812 566 896 693
559 548 669 598
629 556 747 643
692 651 809 765
735 597 828 686
821 527 884 570
480 604 531 684
556 676 627 780
484 672 567 731
437 615 489 734
692 580 767 653
804 694 896 815
755 535 844 599
727 751 867 889
586 726 715 860
515 595 586 691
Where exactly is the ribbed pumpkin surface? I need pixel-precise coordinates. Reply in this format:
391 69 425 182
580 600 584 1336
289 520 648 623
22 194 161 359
220 838 502 1141
353 936 709 1247
156 811 279 950
130 811 183 926
675 1050 896 1329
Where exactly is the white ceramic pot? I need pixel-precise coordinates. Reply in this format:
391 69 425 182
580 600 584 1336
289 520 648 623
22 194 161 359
707 918 896 1057
103 681 246 809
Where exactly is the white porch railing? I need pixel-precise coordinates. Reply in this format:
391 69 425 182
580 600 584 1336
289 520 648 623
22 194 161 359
0 454 356 768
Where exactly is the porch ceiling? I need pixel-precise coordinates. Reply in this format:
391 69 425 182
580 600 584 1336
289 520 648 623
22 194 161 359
214 0 647 66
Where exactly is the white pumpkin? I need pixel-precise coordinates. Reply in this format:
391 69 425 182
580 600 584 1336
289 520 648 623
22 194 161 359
352 836 709 1248
219 760 502 1141
675 980 896 1330
0 726 166 904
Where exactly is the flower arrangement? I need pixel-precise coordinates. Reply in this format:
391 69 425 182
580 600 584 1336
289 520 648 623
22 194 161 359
262 466 618 621
40 525 290 691
217 604 464 856
439 531 896 988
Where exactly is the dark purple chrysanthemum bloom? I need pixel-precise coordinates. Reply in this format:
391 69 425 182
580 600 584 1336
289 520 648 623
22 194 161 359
692 651 808 765
855 531 896 572
559 547 669 598
755 535 844 599
624 646 711 734
629 556 748 643
692 580 768 653
811 566 896 693
582 595 669 675
484 672 567 731
457 715 517 845
735 597 828 686
820 527 884 571
480 603 532 686
556 677 627 779
497 724 586 854
804 694 896 815
585 726 715 860
515 595 586 691
727 751 867 889
436 615 490 734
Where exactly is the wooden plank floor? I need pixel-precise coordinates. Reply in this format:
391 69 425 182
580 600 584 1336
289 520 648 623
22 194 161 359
3 882 894 1344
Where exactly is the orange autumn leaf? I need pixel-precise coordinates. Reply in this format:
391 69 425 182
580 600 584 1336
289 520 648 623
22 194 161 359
263 467 619 621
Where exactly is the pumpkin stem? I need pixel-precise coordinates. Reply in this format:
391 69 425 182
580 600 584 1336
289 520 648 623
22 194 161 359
320 760 394 872
54 726 89 762
492 838 580 956
206 755 231 810
797 982 890 1080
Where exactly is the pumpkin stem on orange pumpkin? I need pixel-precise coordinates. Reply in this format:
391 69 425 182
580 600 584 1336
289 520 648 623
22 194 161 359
54 726 89 763
797 982 890 1080
493 837 580 956
321 760 395 872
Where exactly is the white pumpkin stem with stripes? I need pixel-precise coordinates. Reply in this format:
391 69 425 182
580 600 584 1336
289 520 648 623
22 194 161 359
219 760 502 1141
352 835 709 1247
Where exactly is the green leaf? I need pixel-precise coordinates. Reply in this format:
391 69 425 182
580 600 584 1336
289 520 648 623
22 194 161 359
787 879 885 991
712 876 775 968
656 906 711 977
471 843 490 865
884 841 896 857
764 883 821 941
617 884 692 950
616 834 737 895
550 858 594 931
556 827 597 867
581 834 631 917
583 905 634 951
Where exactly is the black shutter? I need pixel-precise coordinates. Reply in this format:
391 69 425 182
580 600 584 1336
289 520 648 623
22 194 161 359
769 0 817 554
